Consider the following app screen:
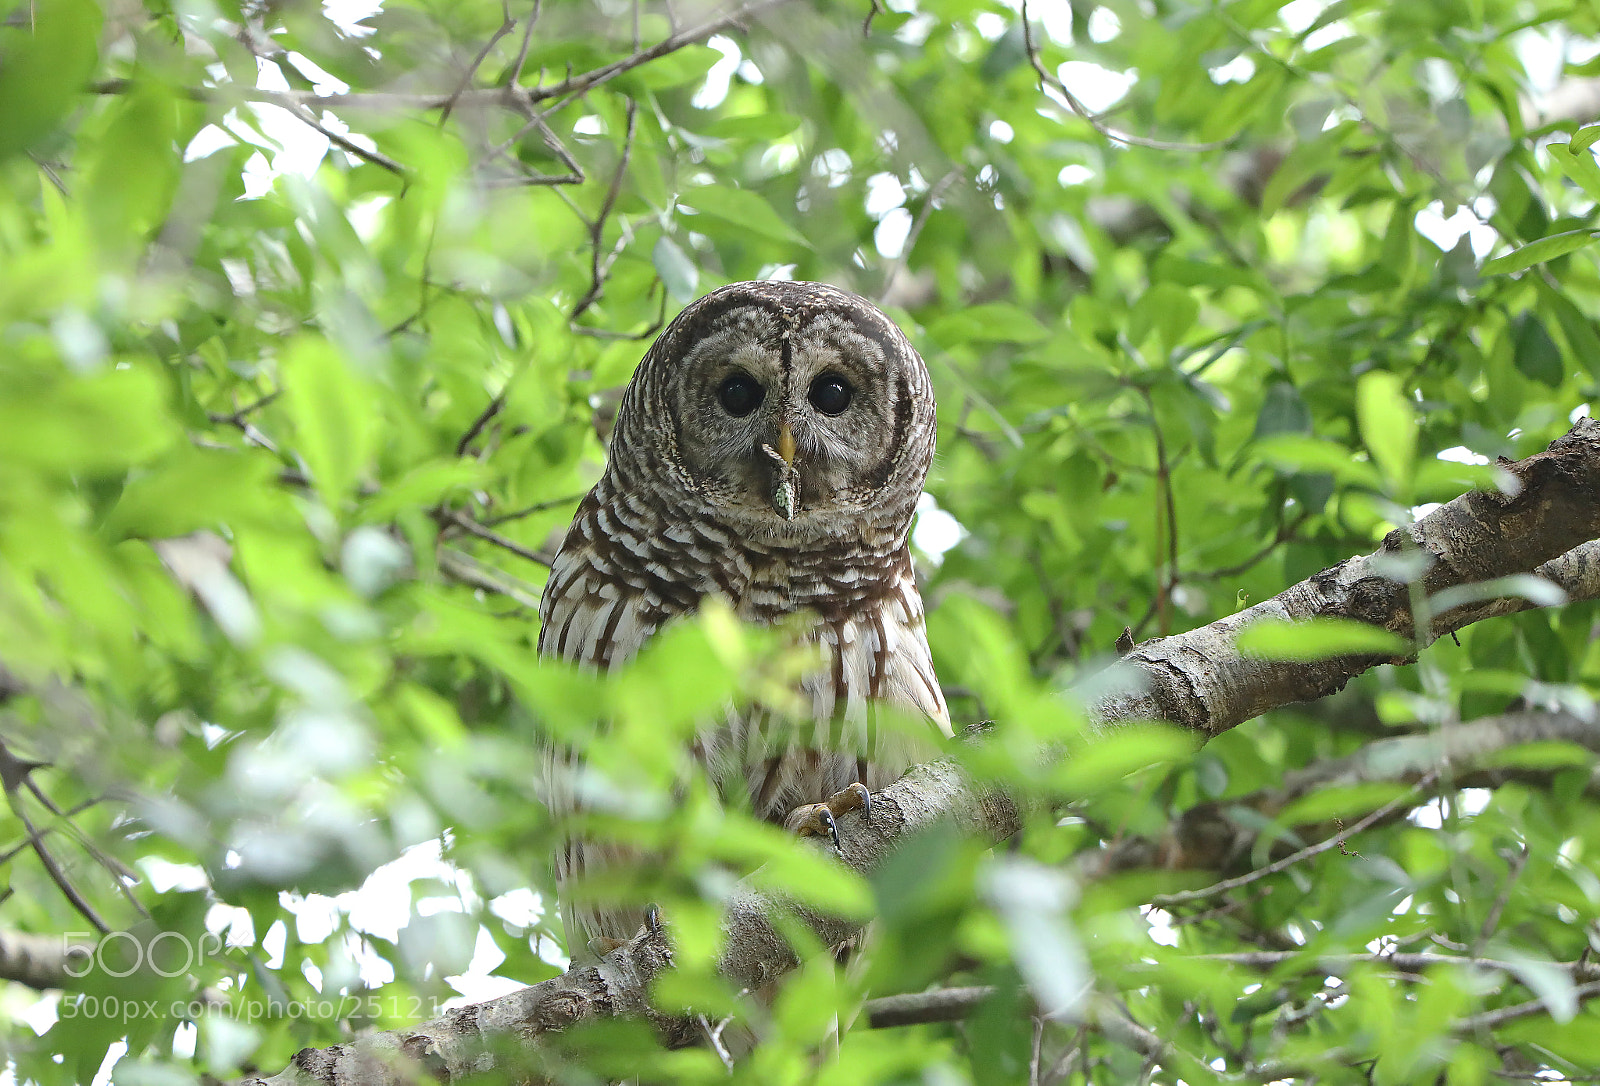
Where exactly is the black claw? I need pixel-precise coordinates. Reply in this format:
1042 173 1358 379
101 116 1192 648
820 808 842 853
858 785 872 822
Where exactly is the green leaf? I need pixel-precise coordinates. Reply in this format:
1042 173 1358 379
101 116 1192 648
1427 573 1568 615
1481 228 1600 275
1536 279 1600 379
1276 783 1411 826
1129 283 1198 356
1500 1013 1600 1065
0 366 172 472
81 83 179 246
627 43 721 89
700 113 802 141
680 185 810 246
1253 382 1312 439
1549 142 1600 202
1050 726 1195 795
104 447 278 539
1356 369 1415 490
652 235 699 303
0 0 102 161
927 304 1051 344
1573 124 1600 153
1511 312 1565 386
1253 435 1383 488
280 336 377 510
1236 618 1410 661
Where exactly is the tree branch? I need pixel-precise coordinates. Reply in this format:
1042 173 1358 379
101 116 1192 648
1095 418 1600 738
0 930 85 991
239 419 1600 1083
1089 708 1600 880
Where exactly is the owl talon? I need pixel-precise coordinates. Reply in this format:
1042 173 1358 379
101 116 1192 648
785 783 874 856
831 782 871 822
786 803 842 852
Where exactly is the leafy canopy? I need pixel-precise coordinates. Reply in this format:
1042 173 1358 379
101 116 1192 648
2 0 1600 1082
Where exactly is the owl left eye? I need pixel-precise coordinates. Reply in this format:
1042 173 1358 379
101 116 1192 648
717 371 765 417
808 373 853 415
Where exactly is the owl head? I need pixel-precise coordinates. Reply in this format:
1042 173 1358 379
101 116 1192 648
610 281 937 544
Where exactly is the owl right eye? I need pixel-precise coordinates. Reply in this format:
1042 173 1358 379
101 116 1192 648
716 372 765 417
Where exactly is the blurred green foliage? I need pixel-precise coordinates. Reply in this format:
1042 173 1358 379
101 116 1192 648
2 0 1600 1081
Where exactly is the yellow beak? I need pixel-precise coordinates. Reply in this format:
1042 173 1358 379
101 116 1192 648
777 421 797 467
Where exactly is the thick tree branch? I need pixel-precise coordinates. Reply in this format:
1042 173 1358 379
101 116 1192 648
0 930 85 991
1095 418 1600 737
240 420 1600 1084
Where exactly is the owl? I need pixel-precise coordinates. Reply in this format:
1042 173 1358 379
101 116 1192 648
538 280 951 955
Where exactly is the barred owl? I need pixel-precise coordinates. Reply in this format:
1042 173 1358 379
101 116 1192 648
539 280 951 954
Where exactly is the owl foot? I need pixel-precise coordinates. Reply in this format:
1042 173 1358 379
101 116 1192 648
784 782 873 853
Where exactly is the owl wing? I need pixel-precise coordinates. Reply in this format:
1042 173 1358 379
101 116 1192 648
538 533 672 953
812 570 951 737
538 541 661 669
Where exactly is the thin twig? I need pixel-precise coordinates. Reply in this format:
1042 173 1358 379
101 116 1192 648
28 153 68 195
1018 2 1231 153
456 396 506 457
439 509 556 567
440 4 518 127
436 547 544 610
7 797 111 935
877 167 961 303
572 286 667 339
1151 774 1438 908
526 0 793 111
283 101 406 175
570 98 640 322
207 389 282 427
480 494 586 527
1197 511 1311 581
1456 980 1600 1033
1137 385 1179 636
1193 950 1600 983
508 0 543 87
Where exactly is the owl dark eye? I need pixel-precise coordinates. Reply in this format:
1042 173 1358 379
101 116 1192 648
717 371 764 417
808 373 853 415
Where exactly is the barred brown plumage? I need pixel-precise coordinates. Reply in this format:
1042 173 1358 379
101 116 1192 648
537 280 951 954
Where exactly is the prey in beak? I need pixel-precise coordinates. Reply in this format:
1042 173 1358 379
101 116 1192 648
760 422 799 520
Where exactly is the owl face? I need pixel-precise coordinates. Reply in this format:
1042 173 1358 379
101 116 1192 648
623 282 936 539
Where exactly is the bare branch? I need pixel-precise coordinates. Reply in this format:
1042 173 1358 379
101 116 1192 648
437 509 556 567
1018 4 1231 153
864 985 996 1027
0 929 87 991
525 0 794 110
1148 773 1437 909
441 6 518 127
